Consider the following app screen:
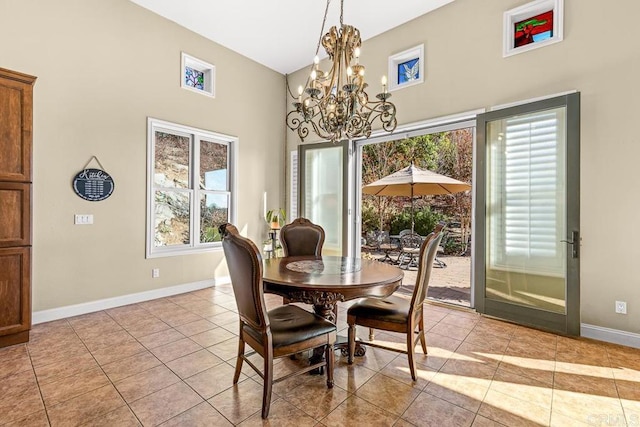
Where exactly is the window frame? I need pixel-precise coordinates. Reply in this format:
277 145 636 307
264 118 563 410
146 117 237 258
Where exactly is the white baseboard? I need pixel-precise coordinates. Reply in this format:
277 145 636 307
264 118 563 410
581 323 640 349
32 277 231 324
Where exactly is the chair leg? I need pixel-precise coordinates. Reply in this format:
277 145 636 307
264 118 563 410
406 328 417 381
261 347 274 419
418 313 428 354
233 335 245 384
369 328 375 341
347 322 356 364
396 253 404 269
325 343 334 388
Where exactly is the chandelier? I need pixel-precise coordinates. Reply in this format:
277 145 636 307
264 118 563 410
286 0 397 143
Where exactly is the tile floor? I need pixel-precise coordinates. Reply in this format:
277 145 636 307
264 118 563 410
398 255 472 308
1 284 639 426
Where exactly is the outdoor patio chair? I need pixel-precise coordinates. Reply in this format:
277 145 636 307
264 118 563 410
347 230 444 381
361 230 395 262
375 231 398 263
396 232 423 269
362 230 381 254
434 222 448 268
398 229 412 237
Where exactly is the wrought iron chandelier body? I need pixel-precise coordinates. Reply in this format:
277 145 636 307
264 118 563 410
286 0 397 143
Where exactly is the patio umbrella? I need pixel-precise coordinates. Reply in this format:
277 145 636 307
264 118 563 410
362 164 471 234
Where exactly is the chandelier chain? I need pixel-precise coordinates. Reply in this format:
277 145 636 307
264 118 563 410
285 0 331 100
316 0 332 57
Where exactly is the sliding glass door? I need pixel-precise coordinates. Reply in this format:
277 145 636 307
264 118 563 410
298 141 350 256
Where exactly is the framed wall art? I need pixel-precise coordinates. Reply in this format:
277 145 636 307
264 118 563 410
388 44 424 92
503 0 564 57
181 52 215 97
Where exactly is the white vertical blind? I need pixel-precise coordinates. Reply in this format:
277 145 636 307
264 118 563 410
488 107 566 275
289 151 298 222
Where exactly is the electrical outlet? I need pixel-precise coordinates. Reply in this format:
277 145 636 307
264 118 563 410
152 268 160 278
615 301 627 314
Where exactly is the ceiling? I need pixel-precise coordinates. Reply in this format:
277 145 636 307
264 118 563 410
129 0 455 74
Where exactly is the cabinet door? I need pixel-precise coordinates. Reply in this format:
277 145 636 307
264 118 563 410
0 182 30 248
0 247 31 336
0 69 34 182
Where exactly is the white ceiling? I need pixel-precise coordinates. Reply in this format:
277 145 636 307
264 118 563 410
129 0 454 74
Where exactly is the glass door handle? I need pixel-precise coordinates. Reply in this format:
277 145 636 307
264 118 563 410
561 231 580 258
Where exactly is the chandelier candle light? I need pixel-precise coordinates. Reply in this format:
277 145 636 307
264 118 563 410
287 0 397 143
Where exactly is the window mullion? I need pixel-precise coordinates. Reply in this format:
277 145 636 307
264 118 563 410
192 135 200 248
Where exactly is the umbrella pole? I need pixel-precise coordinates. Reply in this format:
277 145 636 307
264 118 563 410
378 196 383 231
411 185 415 234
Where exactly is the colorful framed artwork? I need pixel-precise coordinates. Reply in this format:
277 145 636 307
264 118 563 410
503 0 563 57
388 44 424 92
181 52 215 97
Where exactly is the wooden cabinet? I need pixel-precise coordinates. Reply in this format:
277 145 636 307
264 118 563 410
0 68 35 348
0 182 30 248
0 247 31 346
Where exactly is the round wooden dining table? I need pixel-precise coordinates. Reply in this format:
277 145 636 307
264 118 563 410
263 255 403 320
263 255 403 364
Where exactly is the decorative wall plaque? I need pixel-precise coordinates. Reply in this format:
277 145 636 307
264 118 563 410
72 157 114 201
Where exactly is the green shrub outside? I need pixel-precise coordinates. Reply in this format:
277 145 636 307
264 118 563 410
442 237 465 255
389 208 444 236
361 206 380 233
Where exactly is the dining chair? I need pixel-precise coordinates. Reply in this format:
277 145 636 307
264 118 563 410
219 223 336 418
279 217 325 256
346 230 444 381
279 217 326 306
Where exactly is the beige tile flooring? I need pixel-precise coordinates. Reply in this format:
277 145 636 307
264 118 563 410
1 284 639 426
398 255 472 308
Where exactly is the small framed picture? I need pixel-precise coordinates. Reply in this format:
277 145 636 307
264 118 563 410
181 52 215 97
503 0 564 57
388 44 424 92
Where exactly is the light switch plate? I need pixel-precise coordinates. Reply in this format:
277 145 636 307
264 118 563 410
74 214 94 225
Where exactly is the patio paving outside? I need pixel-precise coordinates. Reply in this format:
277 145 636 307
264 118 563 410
371 253 471 308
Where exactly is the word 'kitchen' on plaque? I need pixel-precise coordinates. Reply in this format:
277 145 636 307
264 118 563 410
72 168 115 201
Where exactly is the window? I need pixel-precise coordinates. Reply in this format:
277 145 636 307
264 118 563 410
147 118 237 258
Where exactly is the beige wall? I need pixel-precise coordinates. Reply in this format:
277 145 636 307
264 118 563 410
286 0 640 334
0 0 285 311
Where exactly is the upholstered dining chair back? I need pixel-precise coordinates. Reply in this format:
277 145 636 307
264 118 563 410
280 217 325 256
219 223 268 332
410 228 445 315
